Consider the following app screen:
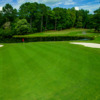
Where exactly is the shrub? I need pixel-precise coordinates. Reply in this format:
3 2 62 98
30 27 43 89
0 28 14 37
14 19 31 35
3 22 11 29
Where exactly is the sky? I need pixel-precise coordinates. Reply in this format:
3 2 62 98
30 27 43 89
0 0 100 13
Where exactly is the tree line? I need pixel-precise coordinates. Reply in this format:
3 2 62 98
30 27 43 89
0 2 100 36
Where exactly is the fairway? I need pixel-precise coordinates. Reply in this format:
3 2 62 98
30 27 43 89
0 42 100 100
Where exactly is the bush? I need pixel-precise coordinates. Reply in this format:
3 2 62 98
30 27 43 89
3 22 11 29
14 19 31 35
0 28 14 37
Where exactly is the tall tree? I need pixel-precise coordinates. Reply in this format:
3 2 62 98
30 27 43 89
47 10 55 30
76 16 83 28
65 9 72 28
2 4 17 22
86 14 94 29
14 19 31 35
70 8 76 27
38 4 47 32
53 7 61 30
45 6 51 31
80 9 89 28
76 10 83 28
93 8 100 32
0 11 4 27
19 2 38 28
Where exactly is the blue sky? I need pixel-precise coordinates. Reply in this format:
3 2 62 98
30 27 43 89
0 0 100 13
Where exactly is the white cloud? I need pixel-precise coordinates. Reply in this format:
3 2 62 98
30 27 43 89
17 0 62 7
42 0 61 4
52 2 62 6
17 0 38 4
64 0 75 5
17 0 61 4
17 0 76 6
13 4 20 10
86 0 100 5
0 7 2 11
78 4 100 13
75 7 79 10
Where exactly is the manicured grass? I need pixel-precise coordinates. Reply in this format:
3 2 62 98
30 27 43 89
0 41 100 100
14 28 100 43
14 28 99 37
14 28 91 37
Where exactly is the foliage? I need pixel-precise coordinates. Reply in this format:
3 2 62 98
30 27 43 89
94 8 100 32
86 14 94 29
0 2 99 36
3 22 11 29
2 4 17 22
76 16 83 28
0 28 14 37
14 19 31 35
0 11 5 27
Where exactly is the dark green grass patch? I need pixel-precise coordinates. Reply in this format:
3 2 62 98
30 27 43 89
0 42 100 100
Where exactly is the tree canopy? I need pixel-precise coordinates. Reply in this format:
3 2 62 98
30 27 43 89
14 19 31 35
93 8 100 32
0 2 100 37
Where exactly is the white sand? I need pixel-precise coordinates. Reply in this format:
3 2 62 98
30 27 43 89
70 42 100 48
0 45 4 47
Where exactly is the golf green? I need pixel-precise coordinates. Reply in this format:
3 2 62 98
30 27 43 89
0 42 100 100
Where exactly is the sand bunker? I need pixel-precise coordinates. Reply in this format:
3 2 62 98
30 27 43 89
70 42 100 48
0 45 4 47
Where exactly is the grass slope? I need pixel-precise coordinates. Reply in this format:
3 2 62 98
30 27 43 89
0 42 100 100
14 28 100 43
14 28 90 37
14 28 100 37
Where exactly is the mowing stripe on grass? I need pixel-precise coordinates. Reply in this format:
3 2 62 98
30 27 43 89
0 42 100 100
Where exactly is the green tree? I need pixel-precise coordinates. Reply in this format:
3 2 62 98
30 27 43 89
47 10 55 30
0 11 4 27
0 2 97 33
65 9 72 28
76 10 83 28
2 4 17 22
93 8 100 32
14 19 31 35
44 6 51 31
56 8 68 30
86 14 94 29
3 22 11 29
19 2 38 28
70 8 76 27
80 9 89 28
53 7 61 30
38 4 47 32
76 16 83 28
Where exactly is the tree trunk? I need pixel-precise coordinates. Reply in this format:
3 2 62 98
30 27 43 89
30 16 32 28
41 15 43 32
61 27 62 30
55 19 57 30
45 15 48 31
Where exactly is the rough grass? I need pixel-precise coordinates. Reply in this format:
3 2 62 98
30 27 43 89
0 42 100 100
